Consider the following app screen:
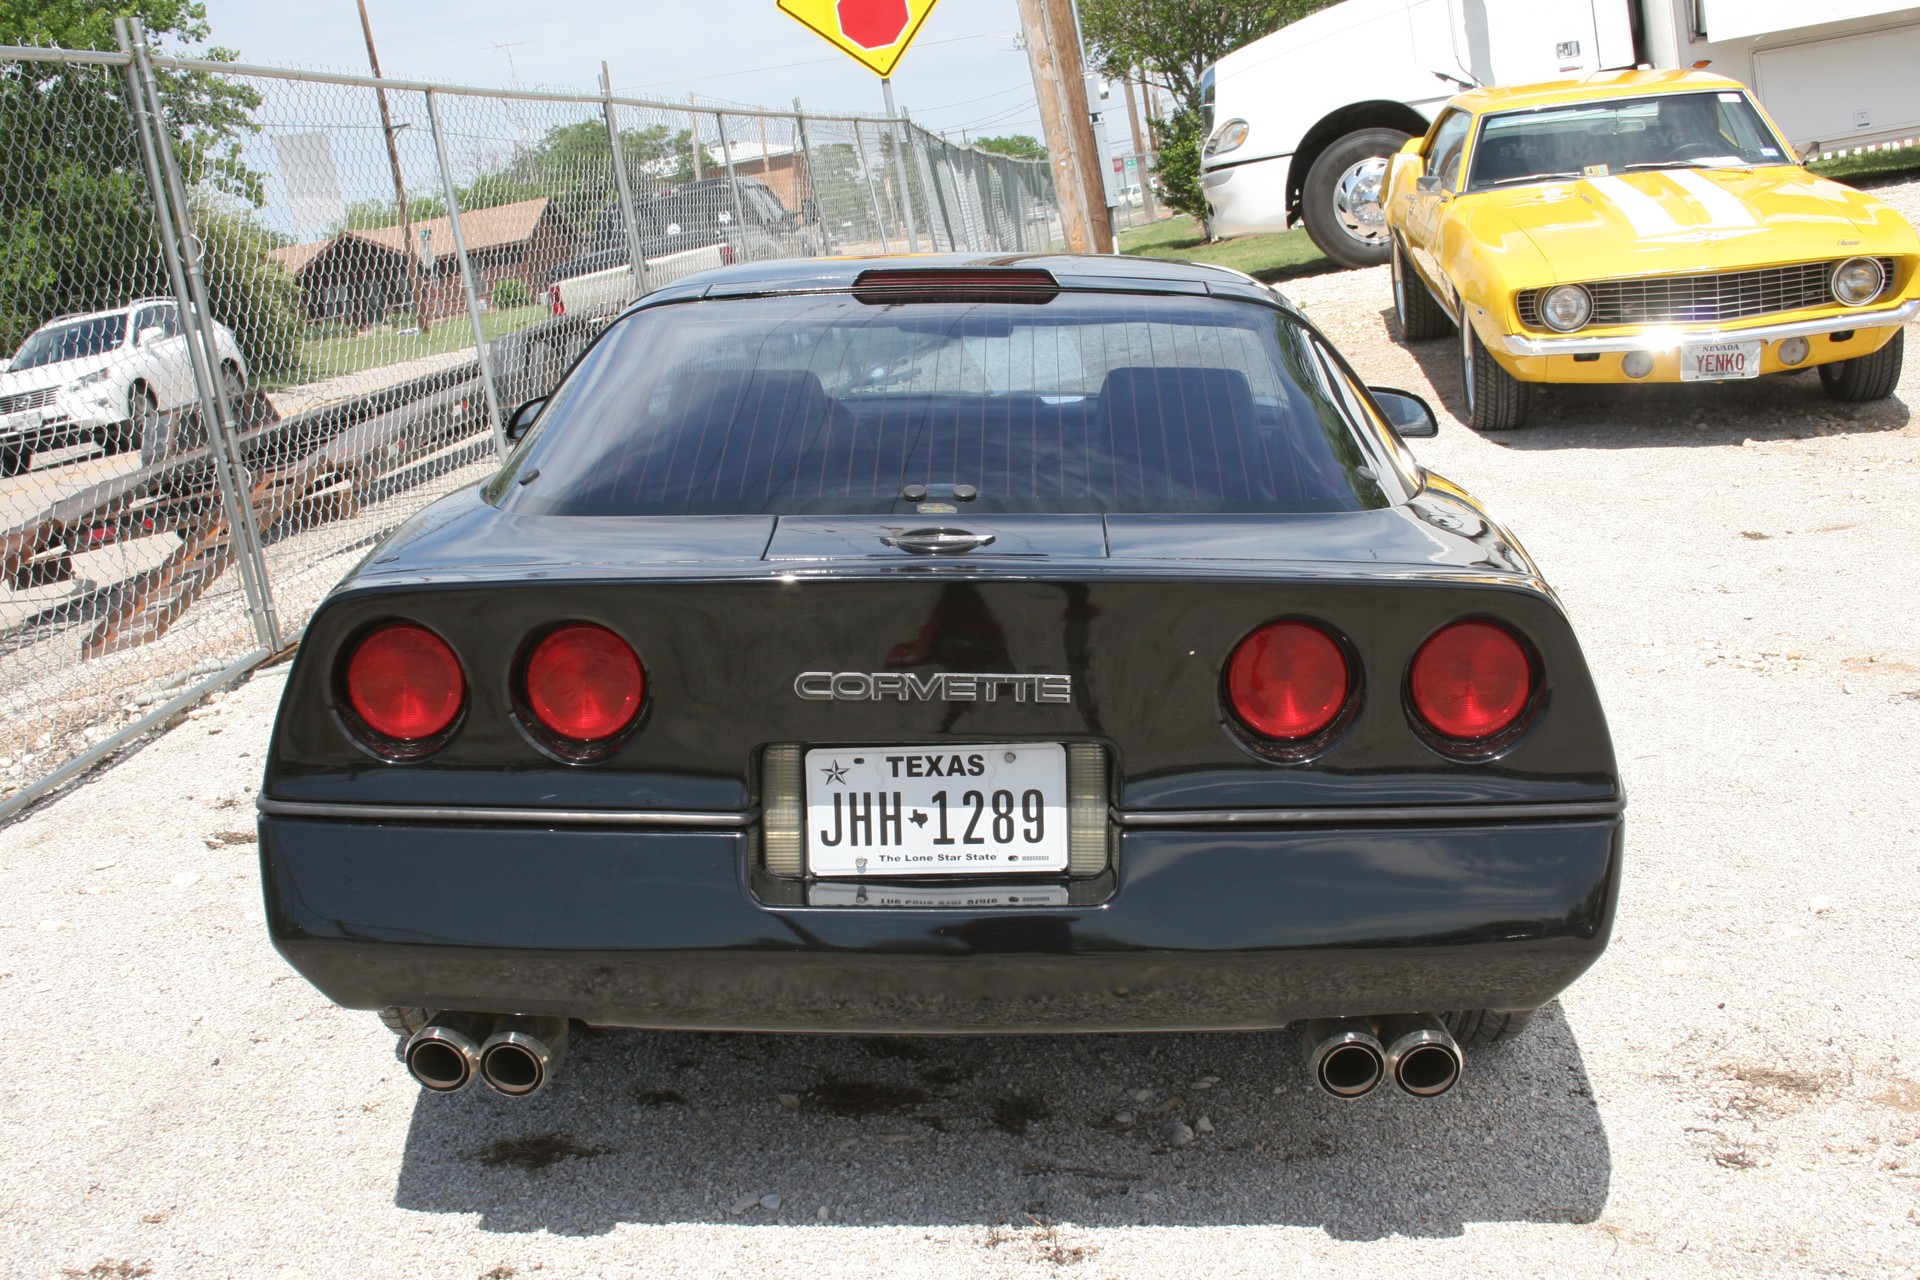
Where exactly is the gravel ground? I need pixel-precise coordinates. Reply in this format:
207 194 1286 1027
3 181 1920 1279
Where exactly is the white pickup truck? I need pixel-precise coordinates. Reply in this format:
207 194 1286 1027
546 242 736 319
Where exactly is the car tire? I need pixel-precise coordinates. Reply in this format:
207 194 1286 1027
1301 127 1412 269
1391 238 1452 341
1443 1008 1536 1044
1818 328 1903 402
0 444 29 478
1460 306 1532 431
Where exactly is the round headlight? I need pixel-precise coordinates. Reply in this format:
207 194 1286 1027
1831 257 1885 307
1539 284 1593 332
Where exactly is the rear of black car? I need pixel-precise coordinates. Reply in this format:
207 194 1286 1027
258 259 1621 1098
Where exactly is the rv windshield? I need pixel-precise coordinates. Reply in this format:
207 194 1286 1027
1467 91 1788 191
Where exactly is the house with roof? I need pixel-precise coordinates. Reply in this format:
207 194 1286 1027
267 197 577 327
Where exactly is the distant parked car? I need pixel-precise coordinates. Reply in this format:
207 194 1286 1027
554 177 800 288
0 299 248 475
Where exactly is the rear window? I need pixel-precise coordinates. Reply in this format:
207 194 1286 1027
494 292 1390 516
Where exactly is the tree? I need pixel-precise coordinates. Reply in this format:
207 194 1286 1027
973 134 1044 161
0 2 301 375
1077 0 1335 223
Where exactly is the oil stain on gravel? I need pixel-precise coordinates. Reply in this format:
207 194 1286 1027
989 1092 1052 1135
473 1133 612 1171
805 1075 929 1117
630 1087 688 1108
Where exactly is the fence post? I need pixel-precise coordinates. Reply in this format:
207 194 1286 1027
880 80 920 253
425 89 509 459
120 19 281 652
714 111 748 250
601 62 651 299
792 99 827 257
850 120 891 254
910 115 956 251
687 95 706 180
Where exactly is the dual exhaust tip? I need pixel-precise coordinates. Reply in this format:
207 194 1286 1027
1302 1014 1463 1099
404 1013 569 1098
409 1010 1455 1101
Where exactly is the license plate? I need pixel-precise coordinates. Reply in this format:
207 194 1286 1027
807 882 1070 908
804 743 1068 877
1 409 40 435
1680 340 1761 382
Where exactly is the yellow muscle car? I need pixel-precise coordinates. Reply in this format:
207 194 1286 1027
1383 70 1919 432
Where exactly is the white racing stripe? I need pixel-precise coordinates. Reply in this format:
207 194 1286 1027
1586 175 1684 238
1668 168 1760 229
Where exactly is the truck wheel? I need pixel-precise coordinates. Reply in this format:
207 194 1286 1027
0 444 28 477
1819 328 1903 401
1460 307 1532 431
1392 238 1452 341
1302 128 1411 269
1443 1009 1535 1044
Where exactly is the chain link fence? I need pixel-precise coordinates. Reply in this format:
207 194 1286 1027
0 26 1062 817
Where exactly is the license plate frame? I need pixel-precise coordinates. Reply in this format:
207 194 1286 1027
1679 340 1762 382
803 743 1068 878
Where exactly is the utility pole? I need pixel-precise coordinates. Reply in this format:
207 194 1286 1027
356 0 430 332
1123 71 1157 220
1014 0 1112 253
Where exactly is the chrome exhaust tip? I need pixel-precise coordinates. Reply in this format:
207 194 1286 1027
1376 1014 1463 1097
479 1015 569 1097
1302 1017 1386 1098
404 1013 490 1093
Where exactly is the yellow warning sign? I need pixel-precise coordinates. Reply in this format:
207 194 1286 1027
776 0 939 78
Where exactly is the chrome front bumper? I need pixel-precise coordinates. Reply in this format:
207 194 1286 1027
1488 297 1920 357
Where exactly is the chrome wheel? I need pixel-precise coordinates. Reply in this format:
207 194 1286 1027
1332 156 1391 248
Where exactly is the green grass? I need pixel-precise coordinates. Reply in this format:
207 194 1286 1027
272 303 550 389
1118 216 1337 283
1807 144 1920 188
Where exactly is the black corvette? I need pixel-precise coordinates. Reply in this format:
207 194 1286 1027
258 254 1622 1102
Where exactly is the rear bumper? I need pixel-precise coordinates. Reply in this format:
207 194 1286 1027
259 812 1622 1033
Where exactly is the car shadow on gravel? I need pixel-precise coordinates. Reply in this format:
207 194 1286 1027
390 1002 1609 1239
1392 314 1912 447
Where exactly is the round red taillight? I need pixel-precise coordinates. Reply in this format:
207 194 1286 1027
1410 621 1532 740
346 623 465 742
1227 621 1349 740
524 623 645 742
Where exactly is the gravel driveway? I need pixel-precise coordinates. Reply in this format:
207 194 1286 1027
3 182 1918 1279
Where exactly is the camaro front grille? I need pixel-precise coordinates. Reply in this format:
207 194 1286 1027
1516 258 1897 329
0 387 60 415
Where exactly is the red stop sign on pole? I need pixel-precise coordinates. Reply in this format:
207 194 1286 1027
777 0 938 77
837 0 910 48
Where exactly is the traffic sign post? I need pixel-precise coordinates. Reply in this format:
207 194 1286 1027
776 0 939 78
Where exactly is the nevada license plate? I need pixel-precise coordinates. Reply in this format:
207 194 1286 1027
804 743 1068 877
1680 340 1761 382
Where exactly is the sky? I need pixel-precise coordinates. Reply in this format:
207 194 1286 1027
196 0 1065 144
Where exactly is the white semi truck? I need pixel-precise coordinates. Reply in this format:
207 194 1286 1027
1200 0 1920 265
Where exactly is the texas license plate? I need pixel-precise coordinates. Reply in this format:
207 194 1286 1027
1680 340 1761 381
804 743 1068 877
